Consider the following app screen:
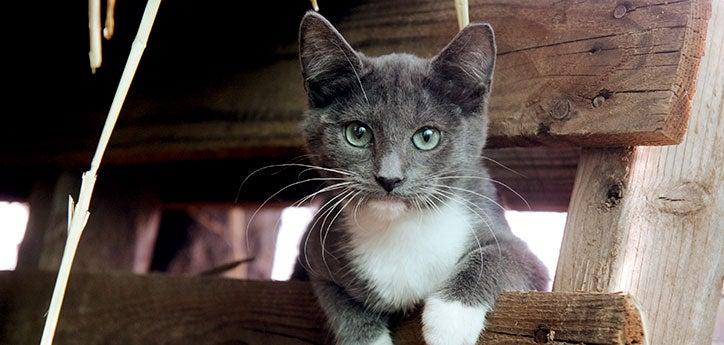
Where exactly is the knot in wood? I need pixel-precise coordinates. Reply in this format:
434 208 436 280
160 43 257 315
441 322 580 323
650 181 710 215
534 325 555 343
613 4 627 19
549 98 571 120
605 181 624 208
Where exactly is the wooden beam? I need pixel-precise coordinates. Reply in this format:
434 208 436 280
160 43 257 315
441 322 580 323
4 0 709 166
553 2 724 344
0 271 644 345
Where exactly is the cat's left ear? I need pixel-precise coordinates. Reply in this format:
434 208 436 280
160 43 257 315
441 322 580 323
299 12 363 108
429 23 496 113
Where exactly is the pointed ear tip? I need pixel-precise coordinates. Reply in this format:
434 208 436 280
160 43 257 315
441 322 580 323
301 11 330 27
300 12 322 32
302 10 323 19
465 22 495 37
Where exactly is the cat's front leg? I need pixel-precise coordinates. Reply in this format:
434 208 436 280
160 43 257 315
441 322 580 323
422 240 547 345
311 280 393 345
422 295 490 345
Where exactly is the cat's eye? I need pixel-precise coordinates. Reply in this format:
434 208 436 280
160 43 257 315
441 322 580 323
412 127 441 151
345 121 373 147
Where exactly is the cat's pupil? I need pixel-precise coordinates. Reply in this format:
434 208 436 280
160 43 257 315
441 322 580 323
422 129 433 142
354 126 366 139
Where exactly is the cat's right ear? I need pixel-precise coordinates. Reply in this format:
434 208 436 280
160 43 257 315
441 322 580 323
299 12 362 108
429 23 496 114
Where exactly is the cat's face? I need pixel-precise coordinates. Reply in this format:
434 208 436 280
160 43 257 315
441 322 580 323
299 12 496 212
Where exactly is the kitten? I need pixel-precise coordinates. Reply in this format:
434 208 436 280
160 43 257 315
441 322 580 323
293 12 548 345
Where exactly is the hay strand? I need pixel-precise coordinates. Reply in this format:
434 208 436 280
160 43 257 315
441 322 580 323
103 0 117 40
39 1 162 344
88 0 103 73
454 0 469 30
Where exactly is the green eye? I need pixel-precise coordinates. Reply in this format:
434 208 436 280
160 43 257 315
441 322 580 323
345 121 373 147
412 127 441 150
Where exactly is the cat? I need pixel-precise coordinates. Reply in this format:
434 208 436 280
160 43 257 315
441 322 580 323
293 12 548 345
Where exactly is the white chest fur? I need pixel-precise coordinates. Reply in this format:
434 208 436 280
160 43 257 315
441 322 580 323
347 201 473 310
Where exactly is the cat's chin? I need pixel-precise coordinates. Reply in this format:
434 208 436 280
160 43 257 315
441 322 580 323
365 196 409 219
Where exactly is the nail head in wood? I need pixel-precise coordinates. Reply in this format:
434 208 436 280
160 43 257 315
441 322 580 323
613 4 627 19
593 95 606 108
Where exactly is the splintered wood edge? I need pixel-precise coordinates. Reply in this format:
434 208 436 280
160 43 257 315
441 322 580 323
478 292 647 345
665 0 712 143
623 294 646 345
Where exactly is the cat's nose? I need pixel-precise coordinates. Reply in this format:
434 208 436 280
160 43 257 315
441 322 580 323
375 176 404 193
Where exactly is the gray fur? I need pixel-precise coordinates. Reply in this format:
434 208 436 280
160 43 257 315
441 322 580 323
295 12 548 344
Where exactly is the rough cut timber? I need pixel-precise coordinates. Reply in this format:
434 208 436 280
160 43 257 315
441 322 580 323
76 0 712 165
0 271 644 345
553 1 724 344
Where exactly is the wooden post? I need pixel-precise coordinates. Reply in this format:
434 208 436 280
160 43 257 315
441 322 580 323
554 2 724 344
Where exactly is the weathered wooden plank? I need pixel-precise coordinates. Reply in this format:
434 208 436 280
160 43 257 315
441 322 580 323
72 0 711 165
0 271 644 345
553 2 724 344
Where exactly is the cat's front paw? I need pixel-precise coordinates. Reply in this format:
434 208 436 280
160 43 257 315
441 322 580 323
422 296 490 345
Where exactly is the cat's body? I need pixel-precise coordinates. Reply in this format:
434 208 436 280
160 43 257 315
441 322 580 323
293 12 548 345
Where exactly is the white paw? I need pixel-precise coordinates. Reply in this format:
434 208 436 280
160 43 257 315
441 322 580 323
422 296 489 345
369 332 393 345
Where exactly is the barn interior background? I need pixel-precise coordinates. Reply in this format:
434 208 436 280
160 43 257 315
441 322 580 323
0 0 722 344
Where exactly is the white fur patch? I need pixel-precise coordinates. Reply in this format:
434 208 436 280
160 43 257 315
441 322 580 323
346 202 473 310
366 199 408 219
422 296 489 345
369 332 394 345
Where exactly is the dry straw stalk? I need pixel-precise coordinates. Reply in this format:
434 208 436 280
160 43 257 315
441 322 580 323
88 0 103 73
39 1 163 344
454 0 469 30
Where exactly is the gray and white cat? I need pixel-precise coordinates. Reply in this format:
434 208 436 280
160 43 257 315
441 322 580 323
293 12 548 345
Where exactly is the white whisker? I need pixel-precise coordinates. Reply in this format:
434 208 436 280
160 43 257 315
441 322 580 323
432 188 501 259
244 177 351 253
429 189 490 281
321 191 360 282
431 183 507 213
300 187 352 277
436 175 530 210
237 163 355 201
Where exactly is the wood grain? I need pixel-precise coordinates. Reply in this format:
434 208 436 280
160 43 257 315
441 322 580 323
554 2 724 344
28 0 710 166
0 271 644 345
552 147 635 292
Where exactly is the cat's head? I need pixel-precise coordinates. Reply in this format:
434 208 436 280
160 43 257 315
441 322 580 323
299 12 496 213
